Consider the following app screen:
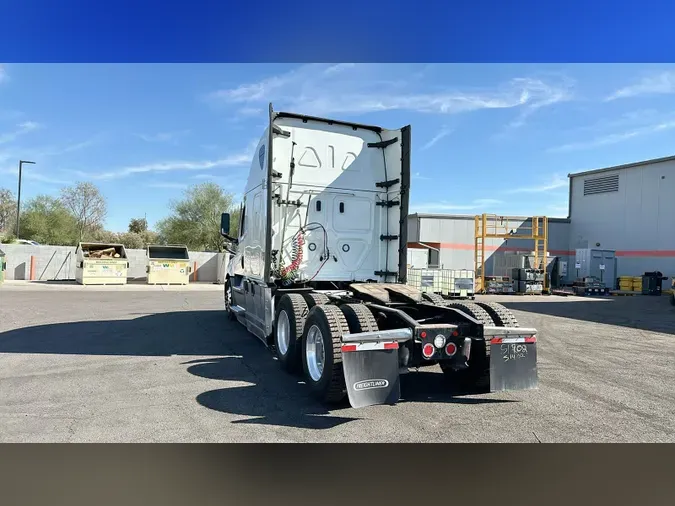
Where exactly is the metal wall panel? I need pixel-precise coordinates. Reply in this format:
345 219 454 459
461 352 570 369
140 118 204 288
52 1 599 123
409 215 572 275
569 160 675 278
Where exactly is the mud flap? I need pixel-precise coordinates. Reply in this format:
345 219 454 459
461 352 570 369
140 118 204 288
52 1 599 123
340 328 412 409
489 337 538 391
342 347 401 408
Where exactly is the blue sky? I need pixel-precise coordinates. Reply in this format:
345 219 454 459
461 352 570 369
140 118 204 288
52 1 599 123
2 63 675 232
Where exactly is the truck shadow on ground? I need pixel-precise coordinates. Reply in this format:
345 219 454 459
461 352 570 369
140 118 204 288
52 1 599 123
498 296 675 335
0 309 517 430
185 356 358 430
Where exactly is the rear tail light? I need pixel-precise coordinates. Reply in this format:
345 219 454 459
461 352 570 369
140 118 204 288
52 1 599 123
422 343 435 358
445 343 457 356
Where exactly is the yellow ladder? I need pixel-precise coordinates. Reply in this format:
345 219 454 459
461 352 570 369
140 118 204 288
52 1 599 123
532 216 549 292
474 214 486 293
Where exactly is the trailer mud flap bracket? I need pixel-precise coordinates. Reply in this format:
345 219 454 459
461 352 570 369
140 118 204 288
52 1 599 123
341 328 411 408
489 336 538 392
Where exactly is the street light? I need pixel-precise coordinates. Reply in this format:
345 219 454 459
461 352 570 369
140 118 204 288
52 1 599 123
16 160 36 239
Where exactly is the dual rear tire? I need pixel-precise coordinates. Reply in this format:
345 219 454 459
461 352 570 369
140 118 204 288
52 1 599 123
440 301 518 391
273 293 375 404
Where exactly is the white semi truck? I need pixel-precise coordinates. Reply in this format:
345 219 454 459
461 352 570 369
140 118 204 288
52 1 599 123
220 103 538 408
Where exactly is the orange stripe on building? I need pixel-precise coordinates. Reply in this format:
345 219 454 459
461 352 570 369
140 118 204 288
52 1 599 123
616 250 675 257
408 242 675 258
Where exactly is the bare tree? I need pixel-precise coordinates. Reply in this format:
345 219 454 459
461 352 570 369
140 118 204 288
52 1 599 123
0 188 16 234
60 182 107 243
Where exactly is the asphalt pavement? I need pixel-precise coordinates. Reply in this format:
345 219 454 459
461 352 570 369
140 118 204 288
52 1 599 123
0 284 673 442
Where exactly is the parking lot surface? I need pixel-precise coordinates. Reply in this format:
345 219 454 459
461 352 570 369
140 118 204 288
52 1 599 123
1 285 674 442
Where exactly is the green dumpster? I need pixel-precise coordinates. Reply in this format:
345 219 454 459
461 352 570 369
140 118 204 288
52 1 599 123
0 248 6 285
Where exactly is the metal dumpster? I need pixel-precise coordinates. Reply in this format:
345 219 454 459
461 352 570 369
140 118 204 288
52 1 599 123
0 248 5 285
76 242 129 285
146 244 191 285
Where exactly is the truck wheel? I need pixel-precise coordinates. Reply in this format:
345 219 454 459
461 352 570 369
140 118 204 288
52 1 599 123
274 294 309 374
446 302 495 327
474 301 519 327
341 303 378 333
301 305 349 404
303 292 330 308
224 278 235 321
443 302 493 391
422 293 447 306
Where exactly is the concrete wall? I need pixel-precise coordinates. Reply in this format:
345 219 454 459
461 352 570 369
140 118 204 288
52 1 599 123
0 244 221 282
569 160 675 279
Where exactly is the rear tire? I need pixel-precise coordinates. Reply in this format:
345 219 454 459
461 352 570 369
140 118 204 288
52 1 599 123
474 301 519 327
301 305 350 404
446 302 495 327
274 294 309 374
422 292 447 306
443 302 494 391
340 303 379 333
303 292 330 308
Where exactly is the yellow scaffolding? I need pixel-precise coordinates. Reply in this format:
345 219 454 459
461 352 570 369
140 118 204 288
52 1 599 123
474 214 549 294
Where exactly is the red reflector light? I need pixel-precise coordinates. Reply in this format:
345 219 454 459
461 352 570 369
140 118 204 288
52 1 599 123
422 343 435 358
490 338 503 344
384 342 399 350
452 330 458 337
445 343 457 356
420 331 427 338
341 344 357 353
525 336 536 343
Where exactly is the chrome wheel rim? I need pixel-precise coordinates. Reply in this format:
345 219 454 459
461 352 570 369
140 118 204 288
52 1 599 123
277 310 291 356
306 324 325 382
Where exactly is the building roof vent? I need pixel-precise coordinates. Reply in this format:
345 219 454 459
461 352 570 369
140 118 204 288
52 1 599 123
583 173 619 196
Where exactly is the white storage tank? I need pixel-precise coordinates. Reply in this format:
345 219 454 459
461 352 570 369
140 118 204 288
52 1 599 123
407 267 474 298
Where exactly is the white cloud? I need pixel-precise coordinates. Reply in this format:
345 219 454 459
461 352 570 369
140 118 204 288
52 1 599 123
0 121 41 145
548 119 675 152
409 198 503 214
0 165 68 185
0 64 7 83
23 172 71 185
206 64 573 119
136 130 190 143
421 127 452 150
506 175 568 193
324 63 356 75
237 107 263 117
73 138 257 181
606 71 675 101
78 154 251 181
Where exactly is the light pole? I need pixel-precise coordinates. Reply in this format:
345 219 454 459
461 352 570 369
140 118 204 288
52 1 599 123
16 160 35 239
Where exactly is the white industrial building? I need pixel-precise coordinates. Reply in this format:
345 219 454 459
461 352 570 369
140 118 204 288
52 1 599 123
568 154 674 278
406 154 675 288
